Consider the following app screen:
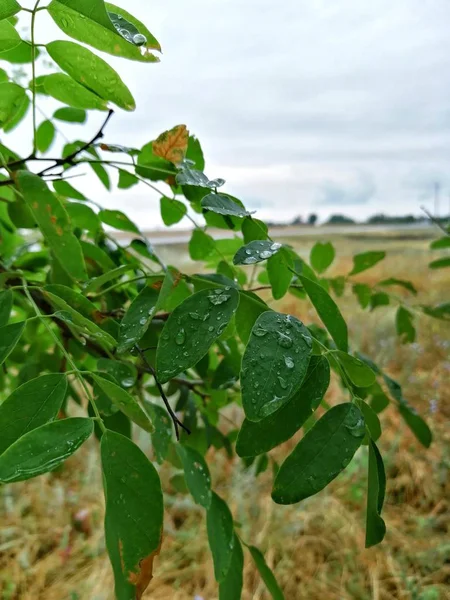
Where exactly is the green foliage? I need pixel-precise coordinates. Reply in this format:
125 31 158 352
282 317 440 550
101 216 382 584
0 3 441 597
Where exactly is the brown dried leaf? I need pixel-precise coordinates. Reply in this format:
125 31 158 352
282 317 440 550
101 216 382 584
129 536 163 600
153 124 188 164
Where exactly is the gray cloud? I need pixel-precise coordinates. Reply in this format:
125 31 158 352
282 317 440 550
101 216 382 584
317 174 376 206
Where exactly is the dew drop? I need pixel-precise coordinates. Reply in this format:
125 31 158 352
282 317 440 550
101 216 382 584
245 249 252 255
133 33 147 46
175 328 186 345
189 312 200 320
285 356 294 369
277 332 293 348
139 316 147 325
278 376 288 390
259 250 272 259
253 326 268 337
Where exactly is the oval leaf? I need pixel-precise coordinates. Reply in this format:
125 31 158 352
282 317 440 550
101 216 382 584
43 73 108 110
118 286 160 353
365 439 386 547
153 124 188 164
206 492 234 582
300 275 348 352
0 0 21 20
219 534 243 600
156 287 239 383
233 240 282 265
334 351 376 387
0 418 93 483
241 311 312 422
350 251 385 276
201 193 251 218
46 40 135 111
0 321 24 366
53 107 87 123
0 374 67 455
310 241 335 274
0 19 21 53
101 430 163 600
0 289 13 327
272 403 365 504
246 544 285 600
176 444 212 509
0 82 26 128
236 355 330 457
92 374 154 432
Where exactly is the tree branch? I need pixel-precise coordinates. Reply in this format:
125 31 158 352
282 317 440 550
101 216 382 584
421 206 449 236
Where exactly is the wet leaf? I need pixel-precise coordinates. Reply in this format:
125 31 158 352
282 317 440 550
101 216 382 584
153 124 188 164
233 240 282 265
235 291 269 344
160 196 187 226
310 241 335 274
0 418 93 483
272 403 365 504
219 534 243 600
241 312 312 422
206 492 234 582
0 289 13 327
47 40 135 111
0 82 26 128
97 359 137 389
237 355 330 457
83 264 134 293
16 171 87 281
396 306 416 343
0 19 21 53
365 439 386 547
350 251 385 275
156 287 239 383
334 351 376 387
0 321 24 366
176 444 212 509
92 374 154 432
241 217 268 243
43 73 108 110
267 247 293 299
357 400 381 442
0 374 67 455
101 430 163 600
246 544 285 600
201 193 251 218
118 286 160 353
300 275 348 351
144 402 172 464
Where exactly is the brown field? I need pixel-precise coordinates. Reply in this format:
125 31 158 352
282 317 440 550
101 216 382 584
1 228 449 600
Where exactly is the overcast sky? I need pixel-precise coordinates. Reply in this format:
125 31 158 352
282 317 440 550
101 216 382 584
6 0 450 226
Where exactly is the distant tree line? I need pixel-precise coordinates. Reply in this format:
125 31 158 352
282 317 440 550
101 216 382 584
267 213 450 227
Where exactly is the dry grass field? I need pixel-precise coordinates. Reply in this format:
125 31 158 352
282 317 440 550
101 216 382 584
1 227 449 600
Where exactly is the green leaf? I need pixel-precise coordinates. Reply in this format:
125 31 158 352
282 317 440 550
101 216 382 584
156 287 239 383
429 257 450 269
189 229 215 260
118 286 160 353
421 302 450 320
160 196 186 226
272 403 365 504
267 247 293 299
241 311 312 422
48 0 160 62
0 418 93 483
334 351 376 387
0 19 21 52
246 544 285 600
357 400 381 442
365 439 386 547
3 91 29 132
36 120 56 153
396 306 416 343
118 168 138 189
83 264 134 293
0 321 24 366
176 444 212 509
378 278 417 295
98 209 138 233
0 40 36 64
186 134 204 170
0 374 67 455
219 534 243 600
101 430 163 600
237 355 330 457
144 402 172 464
43 73 108 110
43 287 117 350
91 374 154 432
235 291 269 344
310 241 335 274
90 162 111 189
65 202 100 233
53 179 87 200
16 171 87 281
0 82 26 128
352 283 371 309
430 236 450 249
53 107 87 123
300 275 348 352
233 240 282 265
350 251 385 275
0 0 21 20
241 217 268 243
399 403 432 448
370 292 390 310
206 492 234 582
97 358 137 389
0 289 13 327
201 193 251 218
46 40 135 111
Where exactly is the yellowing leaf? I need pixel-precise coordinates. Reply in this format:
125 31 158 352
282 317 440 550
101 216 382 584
153 125 188 164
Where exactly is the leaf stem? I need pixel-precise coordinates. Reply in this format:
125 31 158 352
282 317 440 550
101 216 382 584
30 0 42 155
22 279 106 433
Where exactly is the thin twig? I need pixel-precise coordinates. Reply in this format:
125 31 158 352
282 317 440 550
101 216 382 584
136 346 190 440
420 206 449 236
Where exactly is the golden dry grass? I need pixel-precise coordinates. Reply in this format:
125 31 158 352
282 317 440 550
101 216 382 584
1 229 449 600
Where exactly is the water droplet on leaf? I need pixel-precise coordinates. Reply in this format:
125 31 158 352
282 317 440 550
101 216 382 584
175 328 186 345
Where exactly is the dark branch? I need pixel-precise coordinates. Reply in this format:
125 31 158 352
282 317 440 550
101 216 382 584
421 206 449 236
135 346 190 440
